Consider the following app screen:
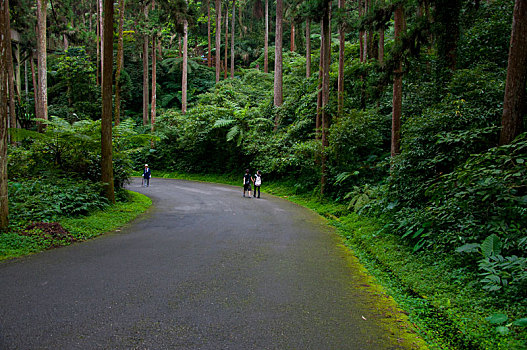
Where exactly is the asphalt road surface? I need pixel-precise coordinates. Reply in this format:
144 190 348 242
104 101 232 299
0 178 418 349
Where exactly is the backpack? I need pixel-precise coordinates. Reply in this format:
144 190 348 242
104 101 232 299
255 175 262 186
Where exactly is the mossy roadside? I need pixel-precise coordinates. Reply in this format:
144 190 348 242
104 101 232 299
147 172 526 350
0 190 152 261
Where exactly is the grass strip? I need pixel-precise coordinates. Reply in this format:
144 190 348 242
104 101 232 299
60 190 152 239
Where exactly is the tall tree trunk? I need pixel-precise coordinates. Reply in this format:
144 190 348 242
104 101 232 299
378 25 384 65
96 0 100 85
316 18 324 140
101 0 115 203
320 1 331 195
362 0 368 62
359 0 364 62
5 0 16 139
230 0 235 78
24 59 28 105
99 0 104 87
264 0 268 73
182 18 188 114
14 41 21 104
500 0 527 145
391 5 404 157
337 0 345 115
224 4 228 79
30 51 38 120
114 0 125 126
290 22 295 52
305 19 311 78
142 5 149 126
207 0 211 67
178 35 181 57
215 0 221 82
0 0 9 229
273 0 283 129
151 35 157 133
36 0 48 130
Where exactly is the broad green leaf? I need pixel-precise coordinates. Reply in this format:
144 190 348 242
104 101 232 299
485 313 508 324
512 318 527 327
455 243 480 253
481 234 502 258
495 326 509 335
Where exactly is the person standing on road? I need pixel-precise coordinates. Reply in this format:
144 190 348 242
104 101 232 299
143 164 151 187
253 170 262 198
243 169 254 198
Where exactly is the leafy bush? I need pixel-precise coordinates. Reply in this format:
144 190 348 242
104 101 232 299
8 177 110 227
388 97 500 208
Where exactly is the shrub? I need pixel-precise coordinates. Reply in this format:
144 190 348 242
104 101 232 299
8 177 110 227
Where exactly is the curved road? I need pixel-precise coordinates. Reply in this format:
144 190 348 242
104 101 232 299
0 178 421 349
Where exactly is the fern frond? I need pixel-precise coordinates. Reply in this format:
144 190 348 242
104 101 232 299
226 125 240 142
213 118 236 128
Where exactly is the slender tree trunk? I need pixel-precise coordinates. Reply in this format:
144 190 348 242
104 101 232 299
337 0 345 115
5 0 16 140
96 0 100 85
99 0 104 87
36 0 48 130
306 19 311 78
379 25 384 65
264 0 268 73
14 41 21 104
0 0 9 229
391 5 404 157
182 18 188 114
363 0 368 62
30 51 38 120
316 18 324 140
273 0 283 129
320 1 331 195
114 0 125 126
215 0 221 82
500 0 527 145
101 0 115 203
157 35 162 59
290 22 295 52
359 0 364 62
224 4 228 79
178 35 181 57
142 5 149 126
230 0 235 78
207 0 211 67
151 35 157 132
24 59 28 105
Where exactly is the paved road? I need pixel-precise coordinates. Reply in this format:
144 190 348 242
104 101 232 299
0 178 417 349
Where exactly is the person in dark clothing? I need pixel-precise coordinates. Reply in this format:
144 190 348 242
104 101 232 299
253 170 262 198
143 164 151 187
242 169 253 198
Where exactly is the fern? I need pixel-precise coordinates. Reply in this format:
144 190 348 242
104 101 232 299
213 119 236 128
226 125 240 142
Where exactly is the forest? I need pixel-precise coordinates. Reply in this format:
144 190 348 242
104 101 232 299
0 0 526 348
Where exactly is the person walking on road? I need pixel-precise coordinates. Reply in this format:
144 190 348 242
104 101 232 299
243 169 254 198
143 164 151 187
253 170 262 198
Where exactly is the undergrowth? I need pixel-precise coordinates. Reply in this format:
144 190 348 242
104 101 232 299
148 172 527 349
0 191 151 261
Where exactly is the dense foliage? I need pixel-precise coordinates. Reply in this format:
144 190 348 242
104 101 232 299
4 0 526 347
